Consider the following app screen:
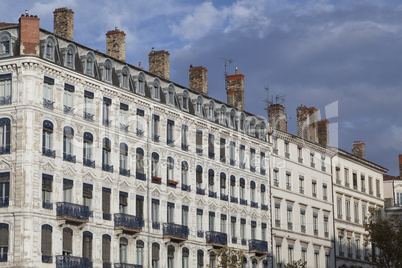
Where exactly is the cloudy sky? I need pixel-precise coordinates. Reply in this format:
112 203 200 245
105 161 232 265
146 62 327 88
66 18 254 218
2 0 402 175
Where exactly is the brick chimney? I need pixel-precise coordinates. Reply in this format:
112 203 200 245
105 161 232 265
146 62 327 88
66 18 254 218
226 67 244 110
296 105 318 143
268 104 287 132
318 119 329 147
352 141 365 159
106 27 126 61
53 7 74 40
399 154 402 177
189 65 208 95
19 12 40 56
149 48 170 80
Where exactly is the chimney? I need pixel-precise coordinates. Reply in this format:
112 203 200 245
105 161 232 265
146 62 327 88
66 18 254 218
53 7 74 40
226 67 244 110
268 104 287 132
318 119 329 147
352 141 365 159
106 27 126 61
149 48 170 80
399 154 402 178
296 105 319 143
189 65 208 95
308 107 318 143
19 12 40 56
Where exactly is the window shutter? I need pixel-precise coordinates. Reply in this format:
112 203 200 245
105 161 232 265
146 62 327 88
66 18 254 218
41 226 52 255
102 190 110 214
152 244 160 260
0 224 9 247
42 177 53 192
208 135 214 154
196 171 202 183
63 228 73 253
208 174 214 185
220 177 226 188
0 172 10 183
83 184 93 198
196 130 202 146
220 139 225 160
63 179 73 190
102 236 111 262
136 153 144 174
120 194 128 206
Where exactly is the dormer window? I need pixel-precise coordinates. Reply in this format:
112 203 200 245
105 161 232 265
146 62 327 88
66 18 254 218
194 95 203 116
180 90 189 111
63 44 76 69
44 36 56 61
151 78 161 100
229 109 236 128
166 84 175 106
239 113 245 131
0 32 11 58
102 59 113 83
206 101 215 120
118 66 130 89
136 72 146 95
82 52 95 76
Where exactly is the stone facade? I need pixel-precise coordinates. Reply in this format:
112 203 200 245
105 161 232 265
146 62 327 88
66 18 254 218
106 27 126 61
226 69 244 110
189 66 207 95
53 8 74 40
148 49 170 80
268 104 287 132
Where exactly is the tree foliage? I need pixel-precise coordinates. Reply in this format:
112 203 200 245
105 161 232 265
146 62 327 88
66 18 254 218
207 246 245 268
285 259 307 268
364 207 402 268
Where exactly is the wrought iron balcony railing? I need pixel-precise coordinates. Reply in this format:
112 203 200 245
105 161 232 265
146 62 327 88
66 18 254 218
197 230 204 238
0 145 10 154
241 238 247 245
120 124 129 132
345 182 350 187
83 158 95 168
275 220 280 228
301 225 306 233
251 201 258 208
232 237 237 244
209 191 217 198
230 159 236 166
55 255 91 268
63 153 76 163
298 157 303 163
42 147 56 158
288 222 293 230
181 143 189 151
136 129 144 137
136 172 146 181
285 153 290 159
167 139 174 146
43 201 53 210
0 96 11 105
336 179 341 185
181 184 191 192
209 152 215 159
119 168 130 177
239 162 246 169
299 188 304 194
196 148 203 155
196 187 205 195
43 99 54 109
311 162 315 168
64 106 75 115
114 264 142 268
167 180 178 188
325 231 329 238
230 196 238 203
353 185 358 190
83 112 94 122
286 184 291 190
103 119 112 127
152 135 160 142
42 255 52 263
163 223 189 240
240 199 247 206
114 213 143 232
152 176 161 184
260 168 266 175
273 148 278 154
0 197 9 207
314 229 318 236
206 231 227 245
274 180 279 187
250 166 256 172
152 221 160 229
261 204 268 211
103 213 111 221
56 202 91 222
220 193 228 201
249 239 268 253
102 164 114 173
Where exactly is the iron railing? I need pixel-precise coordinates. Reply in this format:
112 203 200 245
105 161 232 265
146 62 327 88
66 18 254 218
63 153 76 163
249 239 268 253
163 223 189 240
84 112 94 121
206 231 227 245
119 168 130 177
102 164 114 173
56 202 91 221
43 99 54 109
83 158 95 168
114 213 143 231
55 255 91 268
182 184 191 192
0 145 10 154
42 147 56 158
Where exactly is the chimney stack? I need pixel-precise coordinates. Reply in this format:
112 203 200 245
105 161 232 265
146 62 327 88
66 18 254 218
19 12 40 56
296 105 318 143
268 104 287 132
226 67 244 110
53 8 74 40
399 154 402 177
106 27 126 61
189 65 208 95
149 48 170 80
318 119 329 147
352 141 365 159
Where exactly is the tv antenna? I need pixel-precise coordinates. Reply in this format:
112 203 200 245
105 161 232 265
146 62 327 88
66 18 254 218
220 58 232 91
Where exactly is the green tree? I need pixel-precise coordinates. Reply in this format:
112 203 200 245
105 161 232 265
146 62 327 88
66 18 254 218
285 259 307 268
207 245 245 268
364 207 402 268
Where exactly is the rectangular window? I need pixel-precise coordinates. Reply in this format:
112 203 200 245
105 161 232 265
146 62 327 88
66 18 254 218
136 195 144 219
286 172 291 190
220 214 227 233
63 179 73 203
240 219 245 239
197 209 203 233
273 137 278 152
220 138 226 162
287 205 293 230
261 223 267 241
314 251 319 268
196 130 203 154
301 248 307 264
362 205 366 223
324 215 329 237
369 177 373 194
119 192 128 214
84 90 94 121
63 84 74 114
119 103 129 132
313 212 318 235
0 172 10 207
275 203 280 227
298 146 302 162
0 74 12 105
152 115 160 142
353 173 358 189
43 77 54 108
167 119 174 146
288 245 294 263
42 174 53 209
182 205 189 226
344 168 349 186
103 97 112 126
354 202 359 223
346 200 351 221
323 184 327 200
299 176 304 194
285 141 289 158
239 145 245 169
83 183 93 210
250 148 256 171
229 142 235 165
336 167 340 183
361 175 365 192
102 188 111 220
338 236 344 255
167 202 175 224
310 152 315 168
260 152 266 174
312 180 317 197
231 217 236 238
181 125 188 151
300 209 306 233
376 180 380 197
136 109 144 136
209 212 215 232
152 199 159 228
276 244 282 268
251 221 256 239
337 198 342 218
273 169 279 187
208 134 214 159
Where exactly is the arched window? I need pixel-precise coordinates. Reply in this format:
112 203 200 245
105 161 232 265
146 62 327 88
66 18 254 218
229 109 236 128
181 161 189 191
239 113 245 131
166 84 175 105
83 52 95 76
62 227 73 255
182 247 189 268
63 44 76 69
83 231 93 261
180 90 189 111
0 173 10 207
0 32 12 57
42 120 55 158
252 258 258 268
250 181 256 202
208 169 215 196
248 118 256 137
136 148 145 180
0 118 10 154
220 172 226 196
219 105 227 125
197 250 204 267
151 78 161 100
151 152 160 180
136 240 144 265
168 245 175 268
41 224 52 263
0 73 12 105
259 122 266 139
242 257 248 268
102 234 111 265
120 143 129 176
83 132 94 168
102 59 113 83
118 66 130 89
195 95 203 115
44 36 56 61
206 100 215 120
102 138 113 172
119 237 128 263
196 165 203 190
152 243 160 268
136 72 146 95
63 126 75 163
167 157 175 185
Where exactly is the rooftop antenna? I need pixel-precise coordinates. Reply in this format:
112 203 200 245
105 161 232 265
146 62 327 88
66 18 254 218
220 58 232 91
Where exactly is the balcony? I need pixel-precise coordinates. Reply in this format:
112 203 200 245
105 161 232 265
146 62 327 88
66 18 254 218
56 255 91 268
83 158 95 168
275 220 280 228
286 184 291 190
285 153 290 159
250 166 256 173
273 148 278 154
103 119 112 127
299 188 304 194
167 139 174 146
230 196 238 203
353 185 358 190
114 213 143 234
181 144 189 151
0 145 10 154
298 157 303 163
249 239 268 255
43 201 53 210
240 199 247 206
0 197 9 207
42 255 52 263
251 201 258 208
325 231 329 238
274 181 279 187
152 176 161 184
42 147 56 158
209 191 217 198
84 112 94 122
56 202 91 223
260 168 266 175
136 172 146 181
220 194 228 201
314 229 318 236
196 148 203 155
196 187 205 195
288 222 293 230
118 123 128 132
209 152 215 159
230 159 236 166
239 162 245 169
64 106 75 115
181 184 191 192
167 180 178 188
63 153 76 163
345 182 350 187
0 96 11 105
102 164 114 173
43 99 54 109
301 225 306 233
152 221 160 229
241 239 247 245
206 231 227 246
114 264 142 268
261 204 268 211
152 135 160 142
197 230 204 238
336 179 341 185
103 213 111 221
136 129 144 137
163 223 189 242
119 168 130 177
232 237 237 244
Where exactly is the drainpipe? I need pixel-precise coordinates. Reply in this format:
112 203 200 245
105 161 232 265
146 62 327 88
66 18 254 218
146 110 151 268
268 133 274 268
330 153 337 268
